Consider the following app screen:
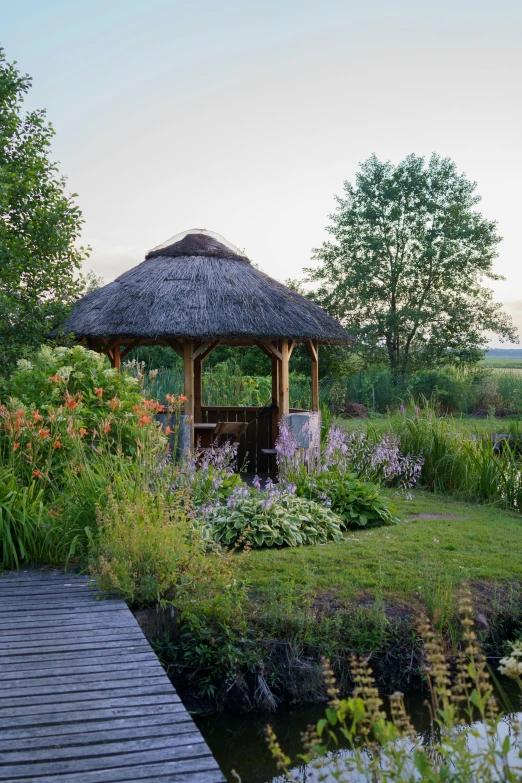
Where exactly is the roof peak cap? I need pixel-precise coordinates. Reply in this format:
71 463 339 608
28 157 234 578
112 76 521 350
146 228 249 262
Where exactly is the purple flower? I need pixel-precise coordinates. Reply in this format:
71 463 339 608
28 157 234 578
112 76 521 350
252 475 261 491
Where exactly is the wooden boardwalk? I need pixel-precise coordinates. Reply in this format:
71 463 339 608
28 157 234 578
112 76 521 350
0 570 225 783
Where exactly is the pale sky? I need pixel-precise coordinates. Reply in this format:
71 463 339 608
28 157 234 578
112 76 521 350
2 0 521 346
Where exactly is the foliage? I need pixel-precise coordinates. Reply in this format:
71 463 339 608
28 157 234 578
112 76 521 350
89 485 239 608
275 419 411 528
268 590 521 782
306 153 517 373
208 494 344 548
0 468 45 568
0 348 165 490
0 48 89 370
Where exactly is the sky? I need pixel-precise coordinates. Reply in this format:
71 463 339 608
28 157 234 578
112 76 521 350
2 0 522 346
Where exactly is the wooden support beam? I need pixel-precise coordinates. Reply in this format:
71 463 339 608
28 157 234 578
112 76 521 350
183 340 194 449
192 341 217 361
271 354 280 447
279 339 290 416
310 340 319 412
305 339 318 363
258 341 283 362
113 341 121 372
166 338 184 359
194 356 202 424
288 340 296 359
200 340 221 361
120 339 141 361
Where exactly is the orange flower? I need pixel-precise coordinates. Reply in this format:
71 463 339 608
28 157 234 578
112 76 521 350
166 394 176 404
102 421 111 434
109 396 121 411
32 410 42 422
49 509 60 517
94 387 104 399
79 427 88 438
165 426 173 435
49 373 61 383
65 396 78 411
13 442 20 451
53 440 62 449
15 409 25 419
178 395 188 403
33 469 43 479
138 414 151 427
38 428 51 440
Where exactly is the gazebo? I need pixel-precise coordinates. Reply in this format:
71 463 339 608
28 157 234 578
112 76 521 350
62 229 353 470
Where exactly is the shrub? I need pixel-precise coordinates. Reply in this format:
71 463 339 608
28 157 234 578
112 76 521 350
1 345 163 460
208 494 344 548
304 473 400 528
89 486 237 607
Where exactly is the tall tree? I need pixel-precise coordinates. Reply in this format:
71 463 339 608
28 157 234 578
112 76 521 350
0 48 89 370
307 154 517 373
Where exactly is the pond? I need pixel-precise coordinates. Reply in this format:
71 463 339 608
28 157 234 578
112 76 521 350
194 683 522 783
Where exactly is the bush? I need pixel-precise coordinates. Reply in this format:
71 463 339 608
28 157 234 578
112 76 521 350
89 486 237 607
304 473 400 528
208 494 344 548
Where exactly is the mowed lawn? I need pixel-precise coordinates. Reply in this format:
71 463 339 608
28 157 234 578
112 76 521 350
239 491 522 613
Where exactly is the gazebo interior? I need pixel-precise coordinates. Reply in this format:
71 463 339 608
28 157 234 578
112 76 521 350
64 229 353 473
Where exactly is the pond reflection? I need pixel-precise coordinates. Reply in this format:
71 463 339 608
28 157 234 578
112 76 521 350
195 683 522 783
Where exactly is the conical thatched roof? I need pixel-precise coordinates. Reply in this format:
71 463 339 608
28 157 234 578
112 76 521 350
63 229 353 345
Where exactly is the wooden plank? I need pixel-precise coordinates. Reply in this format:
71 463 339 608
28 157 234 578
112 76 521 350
2 759 224 783
0 659 160 680
0 731 206 764
0 716 194 746
0 678 172 701
0 741 211 779
0 671 168 691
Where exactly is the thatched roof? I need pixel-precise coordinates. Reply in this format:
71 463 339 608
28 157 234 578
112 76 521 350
63 229 353 345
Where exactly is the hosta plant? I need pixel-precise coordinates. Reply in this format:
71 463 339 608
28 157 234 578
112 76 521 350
208 494 344 548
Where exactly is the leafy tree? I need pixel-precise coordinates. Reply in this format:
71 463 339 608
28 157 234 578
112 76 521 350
0 48 89 371
307 154 518 373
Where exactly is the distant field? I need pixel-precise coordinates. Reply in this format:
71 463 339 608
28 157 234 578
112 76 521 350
481 358 522 370
341 415 521 435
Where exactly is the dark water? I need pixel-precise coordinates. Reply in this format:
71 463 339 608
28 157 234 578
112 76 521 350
194 683 522 783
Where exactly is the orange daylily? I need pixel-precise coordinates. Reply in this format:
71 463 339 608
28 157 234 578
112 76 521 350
109 396 121 411
13 442 20 451
49 373 61 383
166 394 176 404
138 414 151 426
178 395 188 403
49 509 60 517
79 427 88 438
94 387 104 399
33 470 43 478
165 426 173 435
38 429 51 440
53 440 62 449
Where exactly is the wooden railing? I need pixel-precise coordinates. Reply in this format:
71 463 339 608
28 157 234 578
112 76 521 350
200 406 272 473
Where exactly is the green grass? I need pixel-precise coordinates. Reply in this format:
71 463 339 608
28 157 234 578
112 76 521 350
340 415 521 435
481 358 522 370
239 490 522 613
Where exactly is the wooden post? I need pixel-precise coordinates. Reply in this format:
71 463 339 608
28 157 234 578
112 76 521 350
183 340 194 449
311 340 319 411
279 339 290 416
194 356 202 424
271 353 279 447
113 341 121 372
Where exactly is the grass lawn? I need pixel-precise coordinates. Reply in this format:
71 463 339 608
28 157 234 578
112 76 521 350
340 416 521 436
239 490 522 620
